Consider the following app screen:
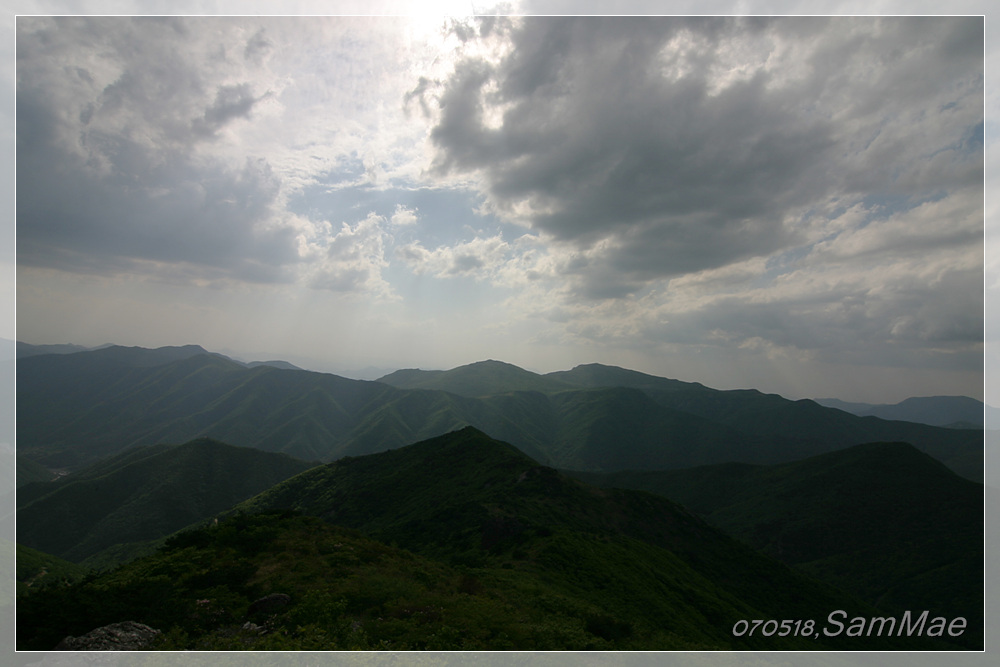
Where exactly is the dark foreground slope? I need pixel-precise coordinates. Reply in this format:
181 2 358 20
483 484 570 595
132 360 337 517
16 429 976 650
15 544 87 596
232 427 969 650
17 510 794 651
16 439 316 566
571 441 983 629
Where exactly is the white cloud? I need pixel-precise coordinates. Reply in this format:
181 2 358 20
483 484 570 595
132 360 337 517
390 204 419 226
15 16 453 299
810 190 983 262
398 233 512 281
302 212 396 299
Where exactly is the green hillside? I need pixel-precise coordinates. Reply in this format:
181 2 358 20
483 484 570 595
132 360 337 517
542 387 762 470
12 511 778 651
571 441 983 631
18 429 968 651
234 427 966 650
15 456 56 486
17 351 399 466
15 544 87 596
16 439 316 565
338 388 555 464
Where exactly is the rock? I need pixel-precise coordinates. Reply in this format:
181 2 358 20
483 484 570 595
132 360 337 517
54 621 161 651
247 592 291 617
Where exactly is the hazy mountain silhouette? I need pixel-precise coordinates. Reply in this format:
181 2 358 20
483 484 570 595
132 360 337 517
815 395 990 429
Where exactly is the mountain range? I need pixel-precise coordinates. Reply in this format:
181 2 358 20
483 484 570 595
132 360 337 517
16 340 305 370
12 343 984 651
15 345 983 481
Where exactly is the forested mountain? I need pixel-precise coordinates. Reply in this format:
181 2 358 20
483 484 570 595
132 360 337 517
570 441 983 626
14 343 983 651
15 544 87 596
16 439 316 566
14 456 55 487
16 346 983 480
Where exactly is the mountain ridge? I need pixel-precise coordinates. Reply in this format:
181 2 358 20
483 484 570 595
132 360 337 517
16 344 984 480
814 395 992 428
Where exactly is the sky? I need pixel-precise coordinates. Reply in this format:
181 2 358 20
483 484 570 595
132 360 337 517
6 3 993 404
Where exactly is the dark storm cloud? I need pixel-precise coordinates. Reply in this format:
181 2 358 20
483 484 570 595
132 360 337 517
193 83 267 138
428 16 984 299
404 76 435 118
16 17 300 285
244 28 273 65
450 254 484 273
16 124 298 283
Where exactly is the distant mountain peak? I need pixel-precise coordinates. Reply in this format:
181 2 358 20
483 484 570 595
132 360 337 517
545 362 707 393
383 425 536 464
245 359 303 371
470 359 517 367
377 359 573 397
813 395 987 428
108 343 208 353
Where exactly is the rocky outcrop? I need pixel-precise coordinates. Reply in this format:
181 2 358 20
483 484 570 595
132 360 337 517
54 621 161 651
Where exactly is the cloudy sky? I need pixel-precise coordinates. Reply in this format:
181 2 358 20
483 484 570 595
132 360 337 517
8 4 991 404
